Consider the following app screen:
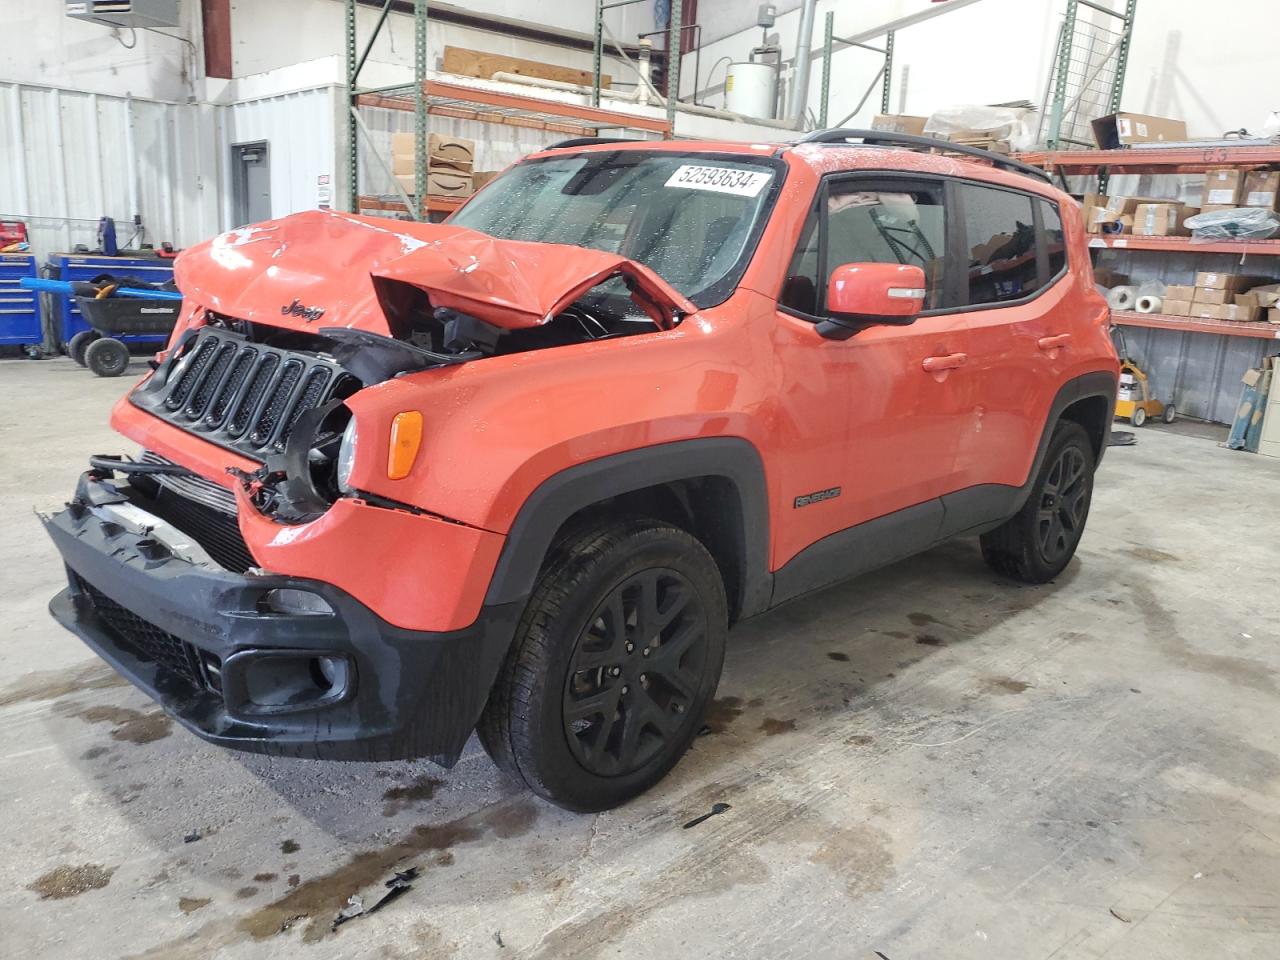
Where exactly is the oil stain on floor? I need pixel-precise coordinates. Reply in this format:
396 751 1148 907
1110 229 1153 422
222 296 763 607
28 863 116 900
239 798 539 943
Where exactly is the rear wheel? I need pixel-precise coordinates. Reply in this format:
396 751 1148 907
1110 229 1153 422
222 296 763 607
1162 404 1177 424
981 420 1096 584
84 337 129 377
68 330 99 367
478 518 727 812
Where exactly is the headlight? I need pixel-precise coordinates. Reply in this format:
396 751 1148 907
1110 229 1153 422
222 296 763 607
336 418 358 493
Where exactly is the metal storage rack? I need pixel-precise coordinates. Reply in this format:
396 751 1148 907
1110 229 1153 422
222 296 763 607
1020 145 1280 341
346 0 673 221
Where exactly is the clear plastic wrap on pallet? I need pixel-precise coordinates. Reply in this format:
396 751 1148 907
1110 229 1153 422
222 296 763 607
1184 207 1280 241
922 105 1036 152
1136 279 1167 299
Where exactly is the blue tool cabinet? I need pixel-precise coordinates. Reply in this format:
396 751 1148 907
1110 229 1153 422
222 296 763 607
47 253 175 345
0 253 42 347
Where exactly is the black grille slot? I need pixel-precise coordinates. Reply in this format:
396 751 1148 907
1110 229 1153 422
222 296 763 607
184 341 238 420
164 337 219 411
132 326 357 461
250 359 304 448
272 367 332 453
78 579 206 691
228 353 280 438
205 347 256 427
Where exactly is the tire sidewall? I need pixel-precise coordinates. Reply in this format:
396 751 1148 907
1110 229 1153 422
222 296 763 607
521 530 727 811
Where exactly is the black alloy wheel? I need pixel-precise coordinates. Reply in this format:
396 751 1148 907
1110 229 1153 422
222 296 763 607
1036 445 1089 565
562 568 709 778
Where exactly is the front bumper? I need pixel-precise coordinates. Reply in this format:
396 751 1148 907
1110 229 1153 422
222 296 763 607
43 473 520 764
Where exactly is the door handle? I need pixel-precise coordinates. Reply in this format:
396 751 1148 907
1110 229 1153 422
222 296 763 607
921 353 967 372
1038 334 1072 351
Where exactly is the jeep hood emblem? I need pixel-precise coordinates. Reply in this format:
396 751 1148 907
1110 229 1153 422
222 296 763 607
282 299 325 322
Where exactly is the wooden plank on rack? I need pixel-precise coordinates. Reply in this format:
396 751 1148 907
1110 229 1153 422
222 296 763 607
1086 235 1280 256
444 45 612 89
1113 310 1280 340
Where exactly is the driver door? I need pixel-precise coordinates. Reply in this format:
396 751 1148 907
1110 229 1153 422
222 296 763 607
771 175 971 572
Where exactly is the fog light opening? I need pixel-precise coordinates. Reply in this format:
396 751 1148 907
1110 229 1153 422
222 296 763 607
238 652 352 712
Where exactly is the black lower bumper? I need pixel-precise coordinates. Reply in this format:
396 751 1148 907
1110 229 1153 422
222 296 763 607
43 472 520 765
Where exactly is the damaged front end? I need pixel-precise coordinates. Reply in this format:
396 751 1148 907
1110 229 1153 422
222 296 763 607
132 212 696 525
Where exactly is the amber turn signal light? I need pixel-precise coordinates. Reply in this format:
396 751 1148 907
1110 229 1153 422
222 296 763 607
386 411 423 480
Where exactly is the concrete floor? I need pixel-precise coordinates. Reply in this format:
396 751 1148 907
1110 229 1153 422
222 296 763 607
4 355 1280 960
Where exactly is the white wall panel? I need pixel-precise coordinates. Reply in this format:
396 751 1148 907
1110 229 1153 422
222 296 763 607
221 87 344 221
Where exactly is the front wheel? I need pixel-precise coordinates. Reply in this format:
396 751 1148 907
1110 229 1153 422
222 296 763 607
478 519 727 812
980 420 1096 584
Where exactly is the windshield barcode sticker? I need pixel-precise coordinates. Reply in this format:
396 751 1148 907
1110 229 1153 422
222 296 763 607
664 165 771 197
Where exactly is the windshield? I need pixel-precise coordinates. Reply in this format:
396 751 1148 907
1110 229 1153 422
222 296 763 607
449 151 781 306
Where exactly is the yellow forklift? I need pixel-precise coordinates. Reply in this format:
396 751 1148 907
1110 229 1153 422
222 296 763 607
1113 326 1176 427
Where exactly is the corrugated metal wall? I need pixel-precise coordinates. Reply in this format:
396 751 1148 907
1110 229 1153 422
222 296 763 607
1099 245 1280 424
0 82 222 260
220 86 344 222
0 82 347 263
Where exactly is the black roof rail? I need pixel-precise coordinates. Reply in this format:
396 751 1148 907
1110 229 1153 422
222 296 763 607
794 128 1052 184
542 136 645 150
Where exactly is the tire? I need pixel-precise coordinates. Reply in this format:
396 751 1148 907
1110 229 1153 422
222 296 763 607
68 330 99 367
980 420 1096 584
1130 406 1147 427
1162 404 1177 424
84 337 129 377
478 518 728 812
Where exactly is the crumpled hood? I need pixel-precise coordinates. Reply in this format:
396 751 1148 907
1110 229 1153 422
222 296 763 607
174 209 695 334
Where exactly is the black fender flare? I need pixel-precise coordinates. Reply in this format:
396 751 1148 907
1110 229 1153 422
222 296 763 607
483 437 773 620
1028 368 1118 482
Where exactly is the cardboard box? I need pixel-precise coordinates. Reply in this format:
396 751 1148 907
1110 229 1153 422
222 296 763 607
1164 284 1195 301
1104 195 1168 216
472 170 501 191
1186 303 1226 320
1203 168 1245 207
1162 298 1193 317
1081 193 1104 233
1235 283 1280 309
1195 271 1268 291
1193 287 1233 305
1092 112 1187 149
1133 202 1190 236
871 114 929 136
395 171 474 197
1268 307 1280 324
1220 304 1263 322
1243 171 1280 210
1093 267 1129 287
391 132 475 171
1196 204 1240 217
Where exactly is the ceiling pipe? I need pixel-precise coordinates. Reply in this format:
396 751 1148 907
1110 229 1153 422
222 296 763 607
787 0 819 126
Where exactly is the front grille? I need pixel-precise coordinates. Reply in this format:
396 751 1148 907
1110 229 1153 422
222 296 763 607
78 579 208 691
145 485 256 573
131 325 358 460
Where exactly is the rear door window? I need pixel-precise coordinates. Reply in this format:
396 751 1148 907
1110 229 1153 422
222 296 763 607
958 183 1058 306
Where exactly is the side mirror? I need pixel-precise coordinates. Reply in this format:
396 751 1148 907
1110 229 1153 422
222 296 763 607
817 263 927 340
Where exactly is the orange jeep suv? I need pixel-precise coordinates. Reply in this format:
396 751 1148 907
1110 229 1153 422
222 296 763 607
43 131 1118 810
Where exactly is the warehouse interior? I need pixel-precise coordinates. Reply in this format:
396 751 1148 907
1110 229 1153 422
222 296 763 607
3 1 1279 957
